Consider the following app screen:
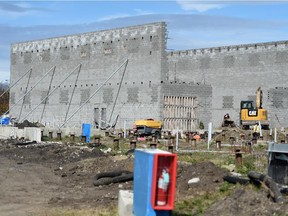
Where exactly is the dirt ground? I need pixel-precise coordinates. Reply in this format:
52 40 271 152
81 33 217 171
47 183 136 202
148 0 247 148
0 136 288 216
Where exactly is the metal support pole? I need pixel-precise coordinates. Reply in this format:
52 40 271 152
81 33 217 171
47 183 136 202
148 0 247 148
94 137 100 145
0 68 32 99
40 66 57 122
59 59 128 129
130 140 136 149
64 64 82 123
124 120 127 139
274 128 277 143
19 64 81 122
113 138 120 151
108 60 128 125
208 122 212 150
235 149 243 167
191 138 196 149
216 140 221 149
176 127 179 151
19 69 32 120
4 66 56 116
168 145 174 153
259 121 262 137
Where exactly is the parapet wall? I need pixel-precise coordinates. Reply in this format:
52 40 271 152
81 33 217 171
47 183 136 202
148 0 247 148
169 40 288 57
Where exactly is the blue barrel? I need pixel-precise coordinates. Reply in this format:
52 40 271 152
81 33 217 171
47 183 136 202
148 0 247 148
0 117 10 125
82 123 91 143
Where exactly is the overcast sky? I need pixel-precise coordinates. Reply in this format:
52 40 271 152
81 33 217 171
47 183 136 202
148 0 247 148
1 1 288 82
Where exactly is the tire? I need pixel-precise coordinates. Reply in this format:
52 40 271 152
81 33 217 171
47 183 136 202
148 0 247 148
112 172 133 183
223 175 250 185
93 170 133 186
94 170 125 180
248 171 282 203
93 177 113 186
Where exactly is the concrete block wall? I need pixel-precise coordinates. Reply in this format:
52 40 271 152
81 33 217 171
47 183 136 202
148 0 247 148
267 87 288 128
10 22 167 129
168 41 288 128
0 127 40 142
0 127 24 139
10 21 288 131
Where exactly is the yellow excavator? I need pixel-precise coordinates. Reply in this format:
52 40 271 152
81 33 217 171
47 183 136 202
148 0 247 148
240 87 269 130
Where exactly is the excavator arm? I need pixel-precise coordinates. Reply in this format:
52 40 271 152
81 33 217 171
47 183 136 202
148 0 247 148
256 86 263 109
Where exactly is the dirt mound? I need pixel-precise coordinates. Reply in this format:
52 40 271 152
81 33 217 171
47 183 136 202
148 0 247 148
204 187 288 215
214 127 249 143
0 138 287 215
176 161 229 198
0 140 134 215
0 142 106 165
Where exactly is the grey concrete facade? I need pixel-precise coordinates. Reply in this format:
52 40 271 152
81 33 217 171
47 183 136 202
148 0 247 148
168 41 288 128
10 22 169 129
9 22 288 130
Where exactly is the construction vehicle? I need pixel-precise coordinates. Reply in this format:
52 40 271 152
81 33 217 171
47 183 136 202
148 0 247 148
133 119 162 138
240 87 269 130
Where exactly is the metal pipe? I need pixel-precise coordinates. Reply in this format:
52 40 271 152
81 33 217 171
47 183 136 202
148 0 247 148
130 140 136 149
235 149 243 167
59 59 128 128
113 138 120 150
40 66 57 122
64 64 82 123
108 60 128 125
19 64 81 122
176 127 179 151
124 120 127 139
208 122 212 150
0 68 32 99
4 66 56 116
18 69 33 120
259 121 263 137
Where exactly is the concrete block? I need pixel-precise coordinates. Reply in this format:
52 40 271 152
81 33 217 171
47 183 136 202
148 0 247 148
24 127 41 142
118 190 133 216
0 127 24 139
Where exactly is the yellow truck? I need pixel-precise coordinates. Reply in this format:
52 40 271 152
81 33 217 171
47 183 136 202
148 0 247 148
240 87 269 129
133 119 162 138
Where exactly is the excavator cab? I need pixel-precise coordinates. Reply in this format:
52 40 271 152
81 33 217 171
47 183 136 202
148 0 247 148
239 87 269 130
240 101 253 110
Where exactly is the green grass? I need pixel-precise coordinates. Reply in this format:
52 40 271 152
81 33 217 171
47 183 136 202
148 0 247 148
36 137 269 215
174 144 269 215
173 182 237 216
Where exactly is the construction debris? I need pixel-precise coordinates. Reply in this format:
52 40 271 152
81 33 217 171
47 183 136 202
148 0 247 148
15 120 43 129
222 113 236 128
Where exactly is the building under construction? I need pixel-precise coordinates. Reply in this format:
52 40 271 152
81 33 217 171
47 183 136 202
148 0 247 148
9 22 288 130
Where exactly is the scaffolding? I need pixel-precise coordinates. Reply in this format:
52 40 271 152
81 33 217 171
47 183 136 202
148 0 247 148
163 96 198 131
